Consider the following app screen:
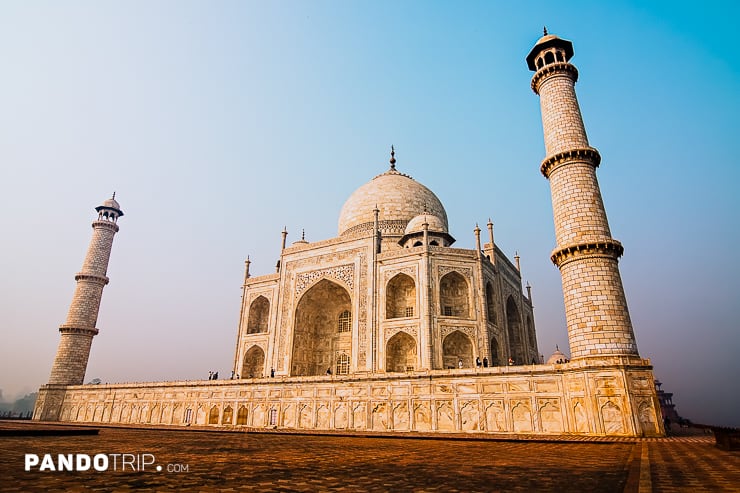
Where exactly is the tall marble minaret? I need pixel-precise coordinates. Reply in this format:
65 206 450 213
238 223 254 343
47 195 123 385
527 30 638 360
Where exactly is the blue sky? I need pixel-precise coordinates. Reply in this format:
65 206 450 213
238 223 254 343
0 1 738 426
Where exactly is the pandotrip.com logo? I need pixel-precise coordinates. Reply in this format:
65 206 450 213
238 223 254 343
25 453 189 473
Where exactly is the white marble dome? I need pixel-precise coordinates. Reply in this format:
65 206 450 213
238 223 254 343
404 213 448 235
101 197 121 210
546 346 568 364
338 167 447 237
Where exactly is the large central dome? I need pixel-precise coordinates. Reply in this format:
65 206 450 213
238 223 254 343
338 164 448 237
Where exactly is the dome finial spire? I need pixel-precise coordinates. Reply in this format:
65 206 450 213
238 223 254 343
389 145 396 170
543 26 548 36
112 191 116 200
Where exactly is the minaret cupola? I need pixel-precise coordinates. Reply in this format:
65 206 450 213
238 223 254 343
95 193 124 222
526 27 574 71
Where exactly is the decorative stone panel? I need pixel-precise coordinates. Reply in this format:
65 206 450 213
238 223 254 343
248 292 272 304
438 265 472 279
440 325 476 342
42 361 661 437
384 326 418 344
383 266 417 283
296 264 354 295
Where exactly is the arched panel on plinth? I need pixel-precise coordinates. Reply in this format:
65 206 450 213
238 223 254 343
208 406 220 425
236 406 249 425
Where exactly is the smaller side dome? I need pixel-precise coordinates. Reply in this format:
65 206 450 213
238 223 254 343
399 213 455 248
546 346 569 364
404 214 447 235
292 229 309 245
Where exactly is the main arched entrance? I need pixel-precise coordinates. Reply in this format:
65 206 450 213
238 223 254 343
291 279 352 376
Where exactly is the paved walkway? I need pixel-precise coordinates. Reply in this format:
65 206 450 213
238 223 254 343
0 421 737 492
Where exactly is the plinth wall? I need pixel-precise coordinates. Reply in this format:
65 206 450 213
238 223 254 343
35 360 663 437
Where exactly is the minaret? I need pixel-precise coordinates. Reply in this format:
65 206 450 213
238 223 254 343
47 195 123 385
527 31 638 360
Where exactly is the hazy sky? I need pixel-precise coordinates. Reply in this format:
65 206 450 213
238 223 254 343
1 1 738 426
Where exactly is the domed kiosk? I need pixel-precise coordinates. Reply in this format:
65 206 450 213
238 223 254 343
546 345 569 364
399 213 455 248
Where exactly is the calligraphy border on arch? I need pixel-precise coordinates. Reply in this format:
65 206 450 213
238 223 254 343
248 292 272 304
384 326 419 344
440 325 476 341
383 265 417 283
295 264 355 296
438 265 472 278
242 341 266 356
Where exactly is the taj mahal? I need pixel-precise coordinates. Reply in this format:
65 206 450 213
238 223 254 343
34 32 664 437
234 144 538 381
